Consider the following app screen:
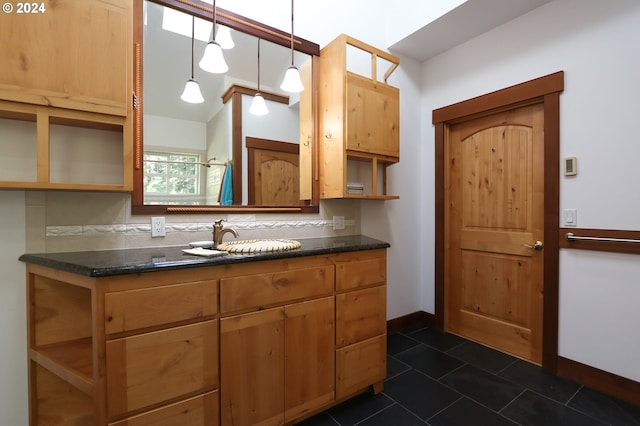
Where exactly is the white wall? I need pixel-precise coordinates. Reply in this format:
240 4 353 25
144 114 207 151
420 0 640 380
0 191 28 424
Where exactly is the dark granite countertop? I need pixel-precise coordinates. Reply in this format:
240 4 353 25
19 235 389 277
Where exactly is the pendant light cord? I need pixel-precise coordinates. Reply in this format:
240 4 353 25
190 16 195 78
212 0 217 42
289 0 295 65
257 38 261 91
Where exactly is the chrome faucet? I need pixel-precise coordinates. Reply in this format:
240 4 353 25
212 219 238 249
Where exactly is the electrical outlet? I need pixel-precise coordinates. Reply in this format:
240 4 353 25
333 215 345 230
151 216 166 237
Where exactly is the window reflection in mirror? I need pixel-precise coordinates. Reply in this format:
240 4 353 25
138 0 317 211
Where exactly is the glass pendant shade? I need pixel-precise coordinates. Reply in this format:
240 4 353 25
281 0 303 93
249 93 269 115
280 65 304 93
199 41 228 73
217 26 234 49
181 79 205 103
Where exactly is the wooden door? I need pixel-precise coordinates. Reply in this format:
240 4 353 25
247 138 302 206
220 308 284 426
284 297 335 422
446 103 544 363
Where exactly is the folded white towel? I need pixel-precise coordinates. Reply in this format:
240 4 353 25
181 247 227 257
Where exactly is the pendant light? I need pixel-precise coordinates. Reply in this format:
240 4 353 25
199 0 228 74
250 39 269 116
280 0 304 93
181 16 205 103
217 26 235 50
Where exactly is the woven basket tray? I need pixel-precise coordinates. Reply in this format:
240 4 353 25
217 239 301 253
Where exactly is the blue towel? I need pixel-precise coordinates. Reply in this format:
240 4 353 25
219 163 233 205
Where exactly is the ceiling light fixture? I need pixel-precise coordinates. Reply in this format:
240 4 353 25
181 16 205 103
199 0 228 74
280 0 304 93
250 38 269 116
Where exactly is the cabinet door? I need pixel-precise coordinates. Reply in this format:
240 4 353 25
0 0 130 116
345 73 399 158
284 297 335 422
220 308 284 426
106 321 218 418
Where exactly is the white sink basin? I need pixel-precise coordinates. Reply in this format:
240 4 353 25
216 239 301 253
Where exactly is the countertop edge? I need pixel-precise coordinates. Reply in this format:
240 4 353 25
19 236 390 278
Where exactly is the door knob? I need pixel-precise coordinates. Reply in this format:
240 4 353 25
524 240 544 251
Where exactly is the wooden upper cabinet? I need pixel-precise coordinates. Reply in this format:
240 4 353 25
0 0 133 191
0 0 131 116
319 34 400 200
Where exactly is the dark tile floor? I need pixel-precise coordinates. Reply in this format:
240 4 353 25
297 327 640 426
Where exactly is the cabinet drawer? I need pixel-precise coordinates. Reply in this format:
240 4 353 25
336 286 386 347
108 391 219 426
106 320 218 417
336 334 386 399
105 280 217 334
220 265 333 313
333 250 386 291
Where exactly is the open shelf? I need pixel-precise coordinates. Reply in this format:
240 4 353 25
33 363 96 426
0 99 131 191
31 338 94 396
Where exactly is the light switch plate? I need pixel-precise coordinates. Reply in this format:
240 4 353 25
563 209 577 227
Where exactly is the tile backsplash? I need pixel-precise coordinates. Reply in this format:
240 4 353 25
25 191 360 253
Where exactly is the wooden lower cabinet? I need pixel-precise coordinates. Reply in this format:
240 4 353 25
25 248 387 426
332 249 387 400
220 297 335 426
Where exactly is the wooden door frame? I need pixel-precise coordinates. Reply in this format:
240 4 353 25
433 71 564 372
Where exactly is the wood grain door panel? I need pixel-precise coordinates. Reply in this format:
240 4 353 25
447 103 544 363
220 308 284 426
247 138 301 206
284 297 335 422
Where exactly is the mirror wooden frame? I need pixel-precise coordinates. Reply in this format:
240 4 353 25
131 0 320 214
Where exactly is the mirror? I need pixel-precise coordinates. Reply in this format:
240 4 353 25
132 0 320 214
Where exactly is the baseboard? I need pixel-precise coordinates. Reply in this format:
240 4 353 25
387 311 436 335
557 356 640 407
